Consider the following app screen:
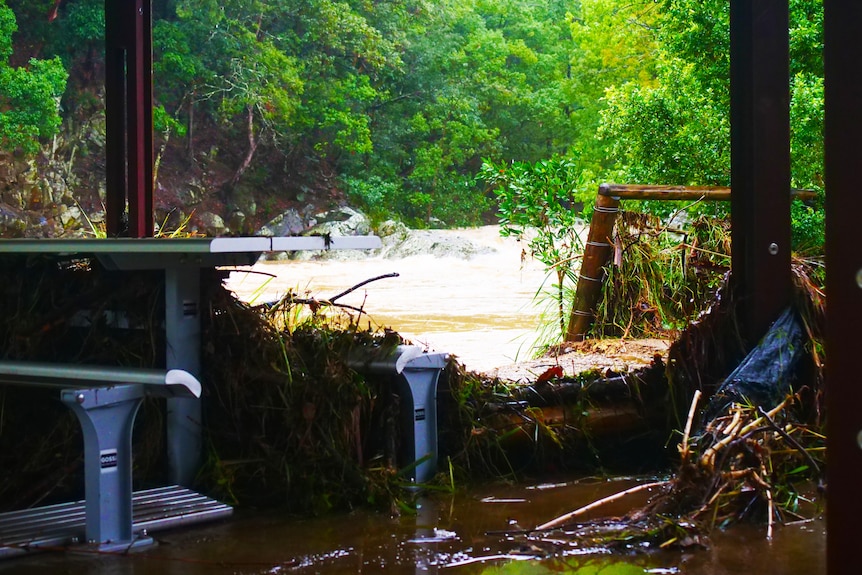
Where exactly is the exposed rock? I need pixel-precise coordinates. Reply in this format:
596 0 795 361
88 208 106 225
176 179 206 206
257 208 308 238
58 204 84 230
428 216 447 229
228 210 247 235
196 211 229 236
289 206 374 261
309 206 371 236
0 203 27 237
377 219 410 245
380 228 495 260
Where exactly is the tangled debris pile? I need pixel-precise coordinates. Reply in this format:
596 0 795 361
511 260 826 551
0 254 672 516
0 255 411 514
592 212 732 339
506 390 824 553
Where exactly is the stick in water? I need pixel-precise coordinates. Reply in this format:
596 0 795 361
534 481 667 531
680 389 702 460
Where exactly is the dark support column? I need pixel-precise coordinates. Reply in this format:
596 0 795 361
729 0 792 343
823 3 862 573
105 0 154 238
104 0 124 236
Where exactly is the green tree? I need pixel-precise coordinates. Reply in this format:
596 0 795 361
566 0 661 170
350 0 577 226
157 0 304 201
480 156 587 338
0 0 67 155
597 0 824 251
155 0 406 205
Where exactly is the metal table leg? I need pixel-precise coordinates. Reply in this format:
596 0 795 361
164 266 202 486
398 353 448 484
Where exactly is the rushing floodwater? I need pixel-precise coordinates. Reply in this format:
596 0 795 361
1 227 826 574
226 226 552 372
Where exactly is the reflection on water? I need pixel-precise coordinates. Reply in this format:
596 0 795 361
1 476 825 574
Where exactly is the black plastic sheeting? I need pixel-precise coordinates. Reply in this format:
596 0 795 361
707 307 807 417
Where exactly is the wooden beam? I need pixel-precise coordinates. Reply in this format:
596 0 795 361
729 0 792 344
824 2 862 573
598 183 816 202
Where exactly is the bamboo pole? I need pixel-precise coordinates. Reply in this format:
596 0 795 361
564 183 818 342
598 183 817 202
564 193 620 341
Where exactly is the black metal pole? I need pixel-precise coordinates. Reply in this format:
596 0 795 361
824 3 862 573
729 0 792 343
104 0 125 236
105 0 154 238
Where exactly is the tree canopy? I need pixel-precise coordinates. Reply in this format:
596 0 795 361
0 0 823 242
0 0 66 155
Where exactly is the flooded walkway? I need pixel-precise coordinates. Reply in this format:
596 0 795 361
2 476 825 574
0 227 826 573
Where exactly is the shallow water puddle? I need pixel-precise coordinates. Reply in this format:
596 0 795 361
1 475 824 574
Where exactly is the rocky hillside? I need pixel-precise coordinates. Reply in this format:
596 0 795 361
0 105 347 239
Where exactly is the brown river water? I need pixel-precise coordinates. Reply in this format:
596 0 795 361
1 227 826 574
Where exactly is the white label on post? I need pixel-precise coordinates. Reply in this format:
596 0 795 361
100 449 118 471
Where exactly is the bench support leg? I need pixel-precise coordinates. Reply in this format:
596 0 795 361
165 266 202 487
398 366 444 484
61 385 153 550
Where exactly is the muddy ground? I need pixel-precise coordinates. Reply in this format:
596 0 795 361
480 338 670 382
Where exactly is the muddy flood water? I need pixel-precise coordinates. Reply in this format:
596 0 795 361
5 477 825 575
2 227 826 574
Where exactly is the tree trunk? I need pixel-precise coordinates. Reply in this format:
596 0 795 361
230 105 259 188
187 91 195 164
222 106 259 205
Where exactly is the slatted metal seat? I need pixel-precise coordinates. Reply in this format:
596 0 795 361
0 361 231 556
0 486 231 559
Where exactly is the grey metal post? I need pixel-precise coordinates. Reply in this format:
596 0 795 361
164 266 202 486
399 353 448 484
61 385 150 547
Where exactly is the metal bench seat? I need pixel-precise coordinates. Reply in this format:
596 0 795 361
0 360 227 556
0 485 232 559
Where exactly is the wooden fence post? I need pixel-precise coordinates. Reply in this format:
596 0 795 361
565 190 620 341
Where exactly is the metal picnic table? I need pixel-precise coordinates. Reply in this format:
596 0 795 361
0 234 380 555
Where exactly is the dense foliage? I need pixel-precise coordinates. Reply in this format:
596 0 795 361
599 0 824 251
0 1 66 155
